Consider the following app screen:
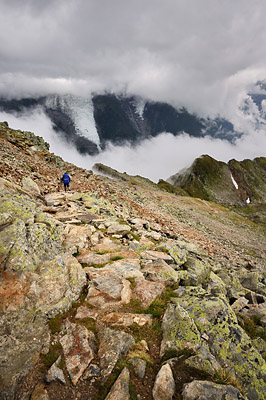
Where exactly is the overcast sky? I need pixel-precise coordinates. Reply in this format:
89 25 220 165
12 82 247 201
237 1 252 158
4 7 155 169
1 0 266 114
1 0 266 179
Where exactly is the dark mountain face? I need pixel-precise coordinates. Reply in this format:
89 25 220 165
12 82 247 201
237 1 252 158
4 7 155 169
92 94 145 146
143 103 204 137
0 93 240 155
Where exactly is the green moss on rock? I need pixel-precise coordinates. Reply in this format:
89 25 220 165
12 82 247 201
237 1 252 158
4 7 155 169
174 291 266 399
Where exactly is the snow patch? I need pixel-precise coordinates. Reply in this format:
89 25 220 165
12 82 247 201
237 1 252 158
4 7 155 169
231 174 238 189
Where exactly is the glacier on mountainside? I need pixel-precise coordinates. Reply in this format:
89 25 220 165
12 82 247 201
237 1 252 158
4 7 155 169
44 94 100 146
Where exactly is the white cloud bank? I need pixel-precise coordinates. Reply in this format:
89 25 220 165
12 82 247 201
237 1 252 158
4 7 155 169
1 109 265 182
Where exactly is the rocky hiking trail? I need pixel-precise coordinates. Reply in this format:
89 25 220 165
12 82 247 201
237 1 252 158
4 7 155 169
1 122 266 399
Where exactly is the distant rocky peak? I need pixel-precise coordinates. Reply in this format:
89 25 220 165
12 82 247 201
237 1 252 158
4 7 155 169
167 154 266 207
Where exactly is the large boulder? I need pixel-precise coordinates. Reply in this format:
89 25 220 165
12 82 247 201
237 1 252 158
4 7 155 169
173 289 266 400
28 254 87 317
160 303 202 357
0 193 62 272
132 277 165 308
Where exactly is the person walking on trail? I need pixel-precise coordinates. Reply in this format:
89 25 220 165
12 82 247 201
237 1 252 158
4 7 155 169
62 172 71 192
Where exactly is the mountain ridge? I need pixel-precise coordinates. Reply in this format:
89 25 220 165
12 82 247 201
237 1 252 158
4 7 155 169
0 93 239 156
167 154 266 204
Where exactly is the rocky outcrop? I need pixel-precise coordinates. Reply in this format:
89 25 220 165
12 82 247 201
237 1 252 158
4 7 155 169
0 179 86 397
163 289 266 399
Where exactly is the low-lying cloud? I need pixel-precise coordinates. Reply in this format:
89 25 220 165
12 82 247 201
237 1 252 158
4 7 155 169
1 109 265 183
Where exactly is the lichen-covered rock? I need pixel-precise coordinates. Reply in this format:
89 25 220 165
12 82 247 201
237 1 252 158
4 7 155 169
182 380 247 400
184 343 221 376
152 363 175 400
174 291 266 399
105 367 130 400
167 243 187 266
181 257 211 287
60 321 94 385
0 309 50 395
207 271 227 295
220 273 248 299
0 189 36 224
98 327 135 381
238 271 260 292
160 303 202 357
29 254 87 317
142 260 180 284
0 253 86 393
0 219 35 271
175 240 206 257
252 338 266 361
0 209 62 273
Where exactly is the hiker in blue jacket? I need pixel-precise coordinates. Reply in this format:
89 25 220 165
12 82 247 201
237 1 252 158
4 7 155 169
62 172 71 192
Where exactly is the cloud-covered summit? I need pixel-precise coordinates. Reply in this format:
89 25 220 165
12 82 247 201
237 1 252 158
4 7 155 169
1 0 266 118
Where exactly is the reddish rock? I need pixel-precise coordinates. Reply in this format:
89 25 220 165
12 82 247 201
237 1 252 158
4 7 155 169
132 277 165 308
60 321 94 385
